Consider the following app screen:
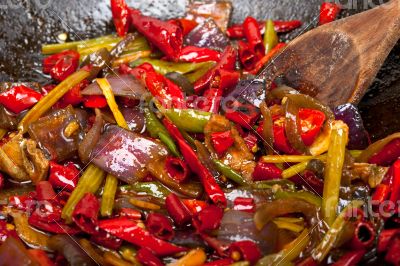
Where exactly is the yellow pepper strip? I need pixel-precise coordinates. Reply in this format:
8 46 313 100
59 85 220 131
104 251 136 266
64 121 80 138
281 154 326 179
275 190 322 207
101 173 119 217
312 200 364 262
62 164 106 223
261 155 316 163
273 217 304 224
168 249 207 266
10 211 51 251
129 199 161 210
18 69 90 133
112 50 151 68
256 229 310 266
322 121 349 226
273 220 304 233
96 78 130 217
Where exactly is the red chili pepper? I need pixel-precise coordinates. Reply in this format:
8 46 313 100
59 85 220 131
331 250 365 266
145 71 185 109
36 181 57 201
210 69 240 92
9 192 36 213
165 193 192 226
182 199 207 215
243 132 259 152
42 50 79 74
249 43 286 75
119 208 142 220
228 240 261 265
130 9 183 60
194 46 237 94
0 173 3 191
233 197 255 213
298 108 326 146
273 118 298 154
165 156 190 183
200 87 223 113
389 160 400 209
226 20 302 38
28 250 55 266
90 233 122 250
83 95 108 108
210 130 235 157
296 257 318 266
369 139 400 166
371 184 391 205
168 19 198 36
347 221 376 250
319 2 341 25
48 161 79 192
385 235 400 265
110 0 131 37
0 85 42 114
99 217 187 257
72 193 100 234
163 119 227 207
225 100 261 130
378 229 400 253
204 259 234 266
290 170 324 196
179 46 221 63
60 79 89 107
192 205 223 233
238 40 257 70
243 16 265 59
145 213 174 241
136 248 164 266
200 233 230 257
252 161 282 181
43 50 80 82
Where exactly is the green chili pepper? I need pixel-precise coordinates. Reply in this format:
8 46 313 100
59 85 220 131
144 107 180 157
322 121 349 225
130 58 215 75
312 200 364 262
181 131 197 146
124 182 170 200
213 159 247 185
281 154 327 179
185 62 216 83
61 164 106 223
165 109 211 133
275 190 322 207
252 179 296 190
100 174 118 217
263 19 279 54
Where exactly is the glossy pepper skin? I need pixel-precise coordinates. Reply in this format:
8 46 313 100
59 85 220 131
110 0 131 37
165 156 190 183
243 16 265 59
194 45 237 94
163 119 227 207
319 2 341 25
228 240 261 265
225 100 261 130
299 108 326 146
193 205 223 232
83 95 108 108
43 50 80 82
99 217 187 257
238 40 257 70
145 213 174 241
0 85 42 114
252 161 282 181
368 138 400 166
179 46 221 63
226 20 302 38
233 197 255 213
168 18 198 36
249 43 286 74
136 248 164 266
331 250 365 266
210 130 235 157
130 9 183 60
165 193 192 226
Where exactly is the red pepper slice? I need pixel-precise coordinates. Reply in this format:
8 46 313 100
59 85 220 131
233 197 255 213
136 248 164 266
204 259 234 266
72 193 100 234
226 20 302 38
225 100 261 130
145 71 185 109
249 43 286 75
252 161 282 181
272 115 299 155
48 161 79 191
228 240 261 265
145 213 174 241
298 108 326 146
42 50 79 74
179 46 221 63
238 40 257 70
165 193 192 226
130 9 183 60
169 19 198 36
210 130 235 157
0 85 42 114
372 184 391 205
243 16 265 59
35 181 56 201
111 0 131 37
194 45 237 94
211 69 240 92
319 2 341 25
368 138 400 166
182 199 207 215
99 217 187 257
243 132 259 152
378 229 400 253
83 95 108 108
331 250 365 266
200 87 223 113
119 208 142 220
192 205 223 233
165 156 190 183
28 249 55 266
385 236 400 265
389 160 400 209
43 50 80 82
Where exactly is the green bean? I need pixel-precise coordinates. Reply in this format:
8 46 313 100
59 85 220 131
252 179 296 190
322 121 349 225
275 190 322 207
61 164 106 223
18 69 90 133
281 154 326 179
165 109 211 133
312 200 364 262
213 160 247 185
100 174 118 217
130 59 215 75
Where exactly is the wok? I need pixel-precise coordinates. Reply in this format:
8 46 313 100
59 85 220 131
0 0 398 140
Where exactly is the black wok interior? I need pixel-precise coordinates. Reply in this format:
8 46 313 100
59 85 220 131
0 0 399 140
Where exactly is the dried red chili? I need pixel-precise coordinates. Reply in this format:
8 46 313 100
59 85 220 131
319 2 341 25
145 213 174 241
210 130 235 157
111 0 131 37
0 85 42 114
48 161 79 191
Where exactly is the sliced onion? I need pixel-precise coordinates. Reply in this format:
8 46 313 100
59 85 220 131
79 108 103 164
121 107 145 133
222 79 265 108
81 75 147 99
91 125 168 184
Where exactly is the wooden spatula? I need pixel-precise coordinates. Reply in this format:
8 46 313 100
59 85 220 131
260 0 400 107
